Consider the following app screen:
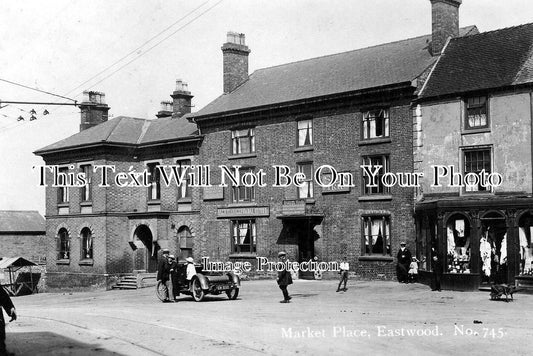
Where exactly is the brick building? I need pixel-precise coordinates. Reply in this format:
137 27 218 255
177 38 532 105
0 210 45 261
414 22 533 290
189 2 477 279
35 0 532 288
35 88 203 288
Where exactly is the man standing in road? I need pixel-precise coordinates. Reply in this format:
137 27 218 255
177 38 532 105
0 286 16 356
396 242 412 283
336 256 350 292
157 249 172 302
277 251 293 303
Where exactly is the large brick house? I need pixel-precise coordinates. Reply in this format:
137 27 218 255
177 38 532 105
34 88 203 288
189 1 478 279
414 22 533 290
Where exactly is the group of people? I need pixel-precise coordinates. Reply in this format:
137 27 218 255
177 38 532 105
396 242 442 291
156 249 197 302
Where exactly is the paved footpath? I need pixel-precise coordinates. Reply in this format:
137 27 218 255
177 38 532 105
5 279 533 355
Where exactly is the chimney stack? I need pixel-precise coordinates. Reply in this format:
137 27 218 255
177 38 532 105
430 0 461 56
79 91 110 131
222 32 250 93
156 101 173 118
171 79 193 118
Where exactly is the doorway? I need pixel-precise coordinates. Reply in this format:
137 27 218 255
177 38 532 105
480 214 508 285
133 225 158 273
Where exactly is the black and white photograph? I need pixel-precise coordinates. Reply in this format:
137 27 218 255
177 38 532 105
1 0 533 355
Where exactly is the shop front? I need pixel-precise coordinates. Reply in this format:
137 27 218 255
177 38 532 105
415 197 533 291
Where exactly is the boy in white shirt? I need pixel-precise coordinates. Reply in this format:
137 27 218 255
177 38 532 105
336 256 350 292
186 257 197 289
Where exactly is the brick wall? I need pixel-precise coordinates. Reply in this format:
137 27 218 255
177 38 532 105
197 96 415 279
0 234 46 260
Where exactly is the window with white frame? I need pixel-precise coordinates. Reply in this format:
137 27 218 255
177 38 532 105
57 167 69 204
463 148 491 192
362 215 391 256
57 228 70 260
362 109 389 139
297 119 313 147
362 155 390 195
147 162 161 200
465 96 488 130
80 227 93 260
80 164 92 202
176 159 191 199
232 167 255 203
232 128 255 154
231 219 256 254
297 162 313 198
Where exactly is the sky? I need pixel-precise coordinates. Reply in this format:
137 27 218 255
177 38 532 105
1 0 532 216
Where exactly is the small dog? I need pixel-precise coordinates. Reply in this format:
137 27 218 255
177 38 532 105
490 284 518 302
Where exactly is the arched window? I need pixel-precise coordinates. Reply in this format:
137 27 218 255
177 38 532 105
178 226 193 259
57 228 70 260
81 227 93 260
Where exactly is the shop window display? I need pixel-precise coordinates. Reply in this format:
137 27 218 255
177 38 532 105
519 215 533 276
446 216 471 273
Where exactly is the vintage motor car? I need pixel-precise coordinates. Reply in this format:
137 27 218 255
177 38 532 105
156 261 240 302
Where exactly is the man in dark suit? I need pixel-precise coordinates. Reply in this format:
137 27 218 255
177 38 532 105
431 247 443 291
156 249 172 302
276 251 293 303
396 242 412 283
0 286 16 356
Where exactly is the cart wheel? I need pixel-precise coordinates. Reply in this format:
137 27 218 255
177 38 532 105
192 278 205 302
226 288 239 300
156 281 168 302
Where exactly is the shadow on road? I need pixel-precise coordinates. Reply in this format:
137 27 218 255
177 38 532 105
7 332 126 356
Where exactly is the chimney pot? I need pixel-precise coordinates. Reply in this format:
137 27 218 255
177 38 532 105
171 80 193 118
430 0 462 55
222 31 251 94
79 90 110 131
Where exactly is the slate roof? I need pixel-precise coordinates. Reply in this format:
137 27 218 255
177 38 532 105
0 211 45 234
35 115 199 154
193 26 478 118
420 23 533 99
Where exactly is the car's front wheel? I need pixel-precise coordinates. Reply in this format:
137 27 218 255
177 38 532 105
156 281 167 302
226 288 239 300
192 278 205 302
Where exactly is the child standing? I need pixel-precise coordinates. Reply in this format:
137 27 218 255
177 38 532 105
408 257 419 283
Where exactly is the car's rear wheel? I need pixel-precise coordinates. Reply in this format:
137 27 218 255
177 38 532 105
156 281 167 302
226 288 239 300
192 278 205 302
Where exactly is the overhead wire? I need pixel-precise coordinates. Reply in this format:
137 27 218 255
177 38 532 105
0 0 224 134
61 0 211 98
82 0 224 92
42 0 215 120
